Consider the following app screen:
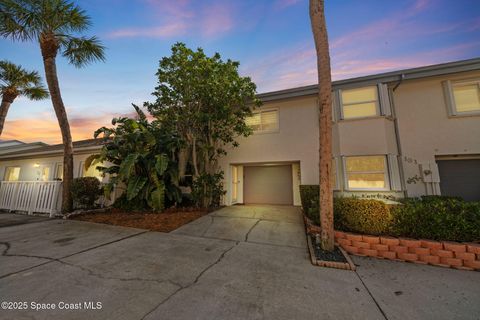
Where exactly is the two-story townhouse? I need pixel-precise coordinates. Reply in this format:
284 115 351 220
0 58 478 215
219 58 480 205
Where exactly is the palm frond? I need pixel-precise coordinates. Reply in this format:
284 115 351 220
60 35 105 68
0 0 39 41
21 86 49 100
0 59 48 101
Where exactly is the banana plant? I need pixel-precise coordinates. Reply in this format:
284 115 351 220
87 104 181 211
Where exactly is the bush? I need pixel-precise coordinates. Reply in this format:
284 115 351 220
192 172 226 209
391 196 480 242
71 177 101 209
299 185 480 242
299 185 320 225
334 198 392 235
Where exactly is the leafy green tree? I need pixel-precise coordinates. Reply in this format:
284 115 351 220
89 105 181 211
0 60 48 136
0 0 105 212
146 43 261 208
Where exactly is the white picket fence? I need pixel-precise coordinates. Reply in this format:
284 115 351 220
0 181 62 217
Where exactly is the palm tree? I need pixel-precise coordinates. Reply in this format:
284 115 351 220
0 60 48 136
309 0 334 251
0 0 105 212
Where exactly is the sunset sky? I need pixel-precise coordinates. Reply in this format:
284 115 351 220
1 0 479 144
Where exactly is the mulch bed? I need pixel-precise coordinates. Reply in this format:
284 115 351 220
310 235 347 263
72 208 208 233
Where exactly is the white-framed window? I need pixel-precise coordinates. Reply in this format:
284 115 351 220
343 155 389 190
40 166 50 181
4 166 20 181
246 109 279 133
79 161 103 181
444 79 480 116
340 86 379 119
54 163 63 180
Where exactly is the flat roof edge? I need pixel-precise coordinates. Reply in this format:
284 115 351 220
257 58 480 102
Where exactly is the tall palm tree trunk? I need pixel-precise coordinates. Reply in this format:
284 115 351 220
0 97 13 136
40 37 74 213
310 0 334 251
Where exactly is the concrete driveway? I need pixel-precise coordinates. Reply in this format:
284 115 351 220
0 207 479 320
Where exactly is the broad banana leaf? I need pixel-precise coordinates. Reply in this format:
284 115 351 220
119 153 139 178
155 154 169 176
149 184 165 211
127 176 147 200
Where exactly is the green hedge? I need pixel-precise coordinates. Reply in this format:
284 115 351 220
391 196 480 242
299 185 480 242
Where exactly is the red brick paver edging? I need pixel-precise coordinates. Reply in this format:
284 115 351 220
303 215 480 271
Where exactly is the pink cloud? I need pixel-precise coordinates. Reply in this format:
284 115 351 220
243 37 480 93
107 0 237 39
107 22 187 38
275 0 302 10
201 3 235 38
2 109 152 144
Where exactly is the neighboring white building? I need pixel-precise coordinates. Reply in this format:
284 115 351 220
0 58 479 214
0 140 47 155
0 139 105 183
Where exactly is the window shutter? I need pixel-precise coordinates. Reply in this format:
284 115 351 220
332 90 341 122
387 154 402 191
337 90 344 120
333 157 342 190
378 83 392 116
341 156 349 190
442 80 456 116
331 94 336 122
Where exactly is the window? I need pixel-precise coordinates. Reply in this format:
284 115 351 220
344 156 389 190
450 80 480 114
246 110 279 133
41 167 50 181
54 163 63 180
80 161 103 181
341 86 379 119
4 167 20 181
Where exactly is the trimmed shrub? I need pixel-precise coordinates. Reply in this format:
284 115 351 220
334 197 392 235
299 185 320 225
391 196 480 242
71 177 101 209
299 185 480 242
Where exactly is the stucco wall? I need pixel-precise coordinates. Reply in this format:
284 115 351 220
0 153 104 182
219 97 319 206
393 70 480 197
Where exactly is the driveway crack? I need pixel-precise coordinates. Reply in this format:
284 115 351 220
244 219 261 242
141 241 239 320
354 270 389 320
0 231 148 279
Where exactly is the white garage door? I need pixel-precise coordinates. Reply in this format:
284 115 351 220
244 165 293 205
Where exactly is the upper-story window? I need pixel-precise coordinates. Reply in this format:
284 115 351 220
4 166 20 181
448 80 480 115
340 86 379 119
246 109 279 133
